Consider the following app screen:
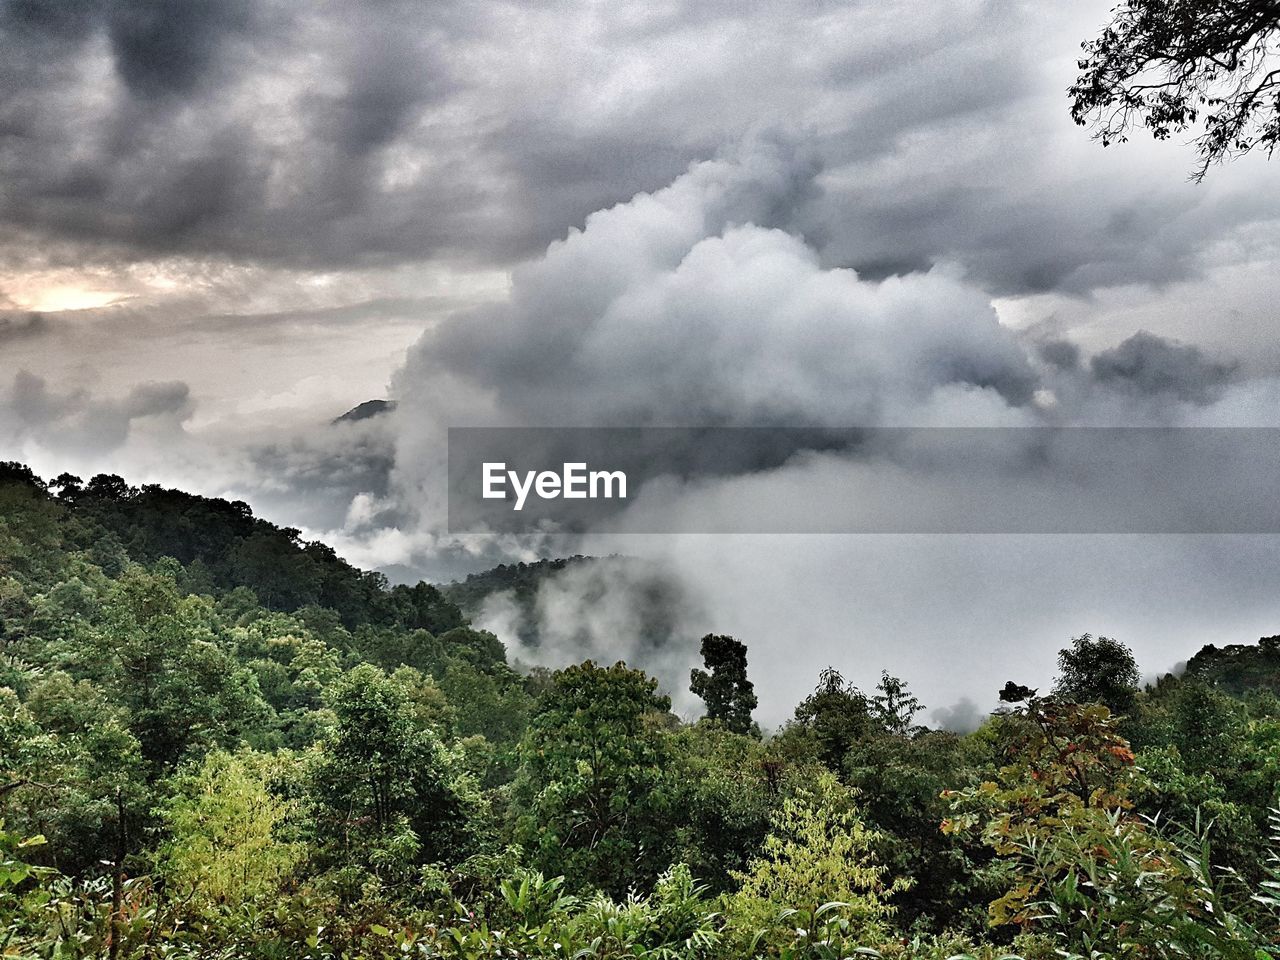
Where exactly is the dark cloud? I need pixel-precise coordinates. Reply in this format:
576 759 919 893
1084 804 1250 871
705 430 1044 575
0 311 46 343
122 379 189 418
0 0 475 264
394 145 1039 447
105 0 256 99
1091 331 1238 404
9 369 68 426
1 370 192 456
245 414 398 531
2 0 256 95
1038 339 1081 370
2 0 1277 293
1 1 99 41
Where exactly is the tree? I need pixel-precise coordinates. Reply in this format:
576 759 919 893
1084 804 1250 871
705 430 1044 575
388 581 465 635
512 661 674 896
1053 633 1141 713
312 664 472 867
1070 0 1280 180
999 681 1037 703
48 474 83 499
871 671 923 736
943 696 1263 955
1167 676 1246 771
689 634 758 735
229 533 321 610
438 658 531 749
666 722 775 892
728 771 908 949
790 667 879 770
160 749 303 911
96 566 266 769
843 729 991 931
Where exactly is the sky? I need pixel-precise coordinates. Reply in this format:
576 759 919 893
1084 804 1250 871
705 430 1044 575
4 0 1280 725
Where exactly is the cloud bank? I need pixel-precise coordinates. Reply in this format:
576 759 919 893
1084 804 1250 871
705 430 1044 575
6 0 1280 723
4 0 1280 297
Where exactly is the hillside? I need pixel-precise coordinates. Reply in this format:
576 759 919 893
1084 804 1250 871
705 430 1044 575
4 460 1280 959
1185 635 1280 695
0 461 518 759
443 555 597 642
0 462 462 632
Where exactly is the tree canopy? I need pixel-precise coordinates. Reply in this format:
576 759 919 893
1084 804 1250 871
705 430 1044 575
5 461 1280 958
1053 633 1142 713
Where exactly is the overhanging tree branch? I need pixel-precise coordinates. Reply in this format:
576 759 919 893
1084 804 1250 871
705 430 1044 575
1070 0 1280 179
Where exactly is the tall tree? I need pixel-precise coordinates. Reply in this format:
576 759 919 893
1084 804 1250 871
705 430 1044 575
312 664 473 868
512 661 673 895
1053 634 1141 714
1070 0 1280 179
792 668 879 771
871 671 923 736
689 634 758 735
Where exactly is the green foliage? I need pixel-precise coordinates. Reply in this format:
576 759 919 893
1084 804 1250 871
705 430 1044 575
666 723 776 893
729 770 910 951
0 824 50 894
1184 634 1280 696
0 681 147 876
1125 673 1280 894
512 661 675 896
92 565 268 769
844 728 992 933
789 668 881 771
159 749 304 911
945 696 1280 958
417 864 724 959
944 698 1148 928
311 663 481 881
6 464 1280 958
871 672 923 737
1052 634 1141 714
438 654 531 748
0 823 55 950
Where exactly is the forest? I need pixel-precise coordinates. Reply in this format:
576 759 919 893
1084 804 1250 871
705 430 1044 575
3 461 1280 959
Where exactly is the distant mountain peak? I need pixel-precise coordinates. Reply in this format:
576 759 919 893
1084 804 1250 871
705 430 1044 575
333 399 397 424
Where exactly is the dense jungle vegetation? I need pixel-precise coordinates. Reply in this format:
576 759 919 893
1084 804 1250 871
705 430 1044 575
3 461 1280 959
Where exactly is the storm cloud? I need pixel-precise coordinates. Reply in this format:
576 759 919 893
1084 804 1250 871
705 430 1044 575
3 0 1279 295
0 311 46 344
350 141 1280 719
387 144 1280 538
6 0 1280 723
388 142 1044 533
1091 331 1238 405
0 369 191 457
